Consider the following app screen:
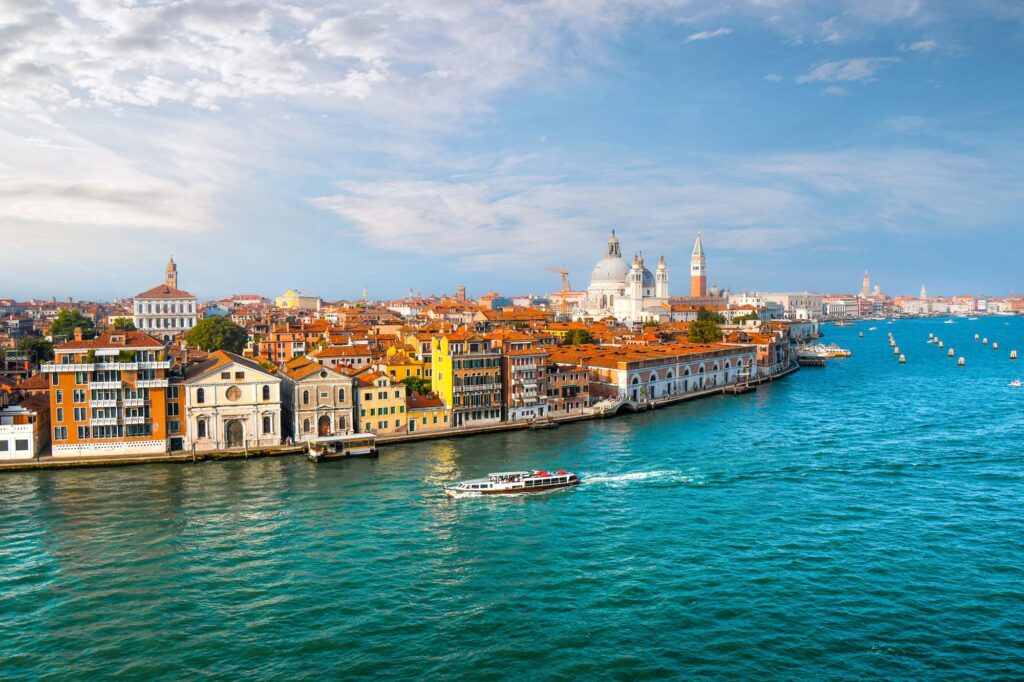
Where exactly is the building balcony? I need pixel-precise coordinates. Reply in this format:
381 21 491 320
124 416 146 425
91 399 118 408
137 379 169 388
42 363 95 373
90 417 119 427
454 383 498 392
0 424 32 434
95 362 138 371
514 363 538 372
90 381 121 390
123 398 145 407
138 360 172 370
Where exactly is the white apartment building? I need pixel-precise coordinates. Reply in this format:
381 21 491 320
133 258 199 341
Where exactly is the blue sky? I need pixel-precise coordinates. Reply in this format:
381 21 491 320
1 0 1023 301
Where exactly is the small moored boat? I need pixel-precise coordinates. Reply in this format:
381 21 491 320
445 470 580 498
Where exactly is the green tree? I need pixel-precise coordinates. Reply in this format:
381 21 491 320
401 376 432 395
563 329 594 345
48 309 97 340
688 319 723 344
16 336 53 364
185 317 248 354
112 318 137 331
696 306 726 324
734 311 760 323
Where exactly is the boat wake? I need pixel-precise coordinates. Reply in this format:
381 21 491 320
583 470 693 487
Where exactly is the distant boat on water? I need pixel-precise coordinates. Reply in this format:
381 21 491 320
944 319 955 324
1009 379 1022 388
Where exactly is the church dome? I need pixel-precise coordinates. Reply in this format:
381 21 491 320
591 230 630 285
591 256 630 284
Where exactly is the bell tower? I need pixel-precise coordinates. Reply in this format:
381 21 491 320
165 256 178 289
690 232 707 298
656 255 669 299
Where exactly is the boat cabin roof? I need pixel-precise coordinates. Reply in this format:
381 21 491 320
488 471 530 477
312 433 376 443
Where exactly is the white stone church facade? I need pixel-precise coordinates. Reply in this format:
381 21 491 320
583 231 669 323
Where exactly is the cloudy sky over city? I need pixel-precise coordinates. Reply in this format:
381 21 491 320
2 0 1023 301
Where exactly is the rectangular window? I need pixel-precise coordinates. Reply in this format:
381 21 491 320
0 441 7 451
369 408 376 416
168 421 180 434
73 407 86 421
364 392 371 401
55 389 63 404
54 426 67 441
14 439 28 451
168 386 179 399
56 408 64 422
221 372 230 380
167 403 180 416
235 371 244 379
51 374 58 386
76 426 90 439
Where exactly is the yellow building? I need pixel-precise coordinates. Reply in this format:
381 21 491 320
352 368 407 435
431 331 502 428
378 347 427 384
275 289 322 311
405 392 450 433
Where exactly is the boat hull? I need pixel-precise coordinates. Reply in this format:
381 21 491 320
445 479 579 499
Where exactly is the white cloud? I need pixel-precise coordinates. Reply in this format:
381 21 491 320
312 145 1024 272
685 27 733 43
822 85 849 96
764 73 783 82
901 39 939 52
796 57 900 84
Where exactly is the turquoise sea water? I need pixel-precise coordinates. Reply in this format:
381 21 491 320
2 317 1023 680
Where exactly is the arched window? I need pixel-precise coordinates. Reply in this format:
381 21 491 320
302 390 310 405
262 415 272 434
262 385 270 401
197 419 207 438
338 388 345 402
196 388 205 404
303 418 310 433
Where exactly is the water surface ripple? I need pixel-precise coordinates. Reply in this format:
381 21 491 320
2 318 1023 680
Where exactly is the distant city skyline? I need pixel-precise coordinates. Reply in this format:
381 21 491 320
2 1 1023 299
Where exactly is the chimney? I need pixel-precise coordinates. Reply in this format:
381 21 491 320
73 327 83 341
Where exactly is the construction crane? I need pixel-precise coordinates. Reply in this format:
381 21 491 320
546 267 572 314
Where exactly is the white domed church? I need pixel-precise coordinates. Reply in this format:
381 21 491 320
584 231 669 323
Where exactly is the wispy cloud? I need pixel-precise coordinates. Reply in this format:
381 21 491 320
685 27 733 43
900 39 939 52
312 145 1024 273
796 57 900 83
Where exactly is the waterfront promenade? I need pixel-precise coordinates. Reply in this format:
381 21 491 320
0 364 799 472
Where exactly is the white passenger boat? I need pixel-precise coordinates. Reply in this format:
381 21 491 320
1010 379 1022 388
307 433 378 462
445 470 580 498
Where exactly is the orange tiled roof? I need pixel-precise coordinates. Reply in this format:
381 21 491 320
55 330 165 351
135 284 196 299
407 392 444 409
